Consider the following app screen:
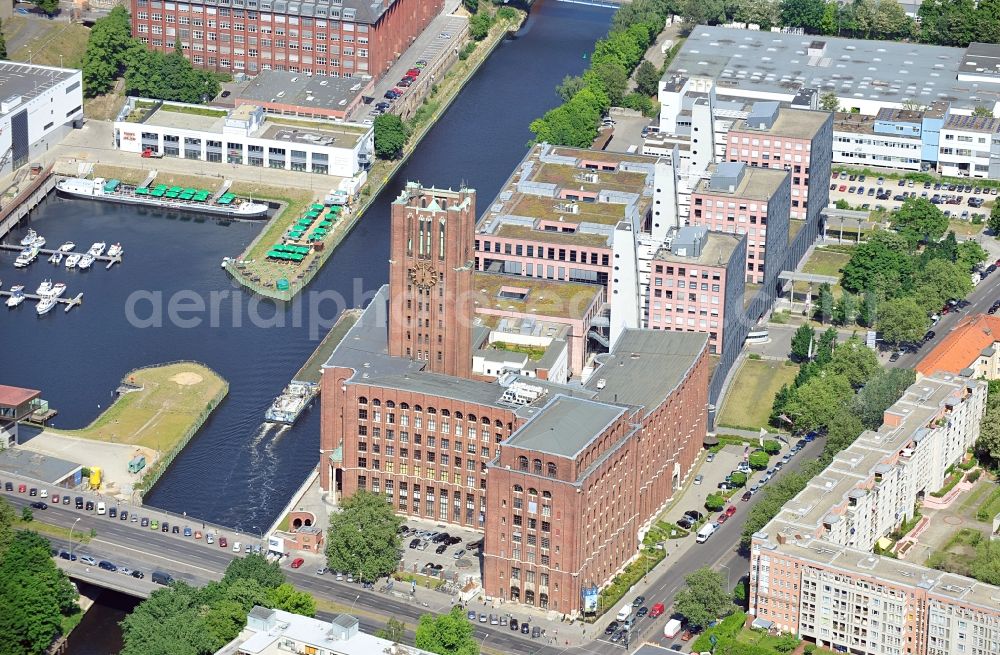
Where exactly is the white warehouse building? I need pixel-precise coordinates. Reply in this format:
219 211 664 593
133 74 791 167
0 61 83 176
114 98 373 178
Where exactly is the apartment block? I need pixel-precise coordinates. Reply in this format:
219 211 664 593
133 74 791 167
689 161 790 285
475 144 656 296
749 373 999 655
646 225 746 355
130 0 442 79
917 314 1000 380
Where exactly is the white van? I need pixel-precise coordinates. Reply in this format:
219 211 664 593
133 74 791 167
616 605 632 622
232 541 242 553
96 502 106 515
696 522 716 543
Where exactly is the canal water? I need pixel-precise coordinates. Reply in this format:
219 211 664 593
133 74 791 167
6 0 612 542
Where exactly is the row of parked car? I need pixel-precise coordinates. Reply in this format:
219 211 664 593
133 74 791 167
381 61 427 102
604 596 668 644
403 525 481 559
54 550 174 585
465 609 545 639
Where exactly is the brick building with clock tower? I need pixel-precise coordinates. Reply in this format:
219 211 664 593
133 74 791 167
387 182 475 379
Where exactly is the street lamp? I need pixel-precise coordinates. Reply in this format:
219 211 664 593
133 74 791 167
69 517 82 559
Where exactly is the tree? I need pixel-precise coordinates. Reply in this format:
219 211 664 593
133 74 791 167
781 0 826 31
827 337 879 388
414 606 479 655
222 553 285 590
0 498 14 557
791 324 815 362
267 583 316 617
878 297 929 346
585 61 630 107
815 327 837 366
729 471 748 488
21 506 32 523
373 114 410 160
469 12 492 40
376 617 407 643
970 538 1000 585
749 450 770 470
326 490 402 582
762 440 782 455
956 240 989 274
973 105 995 117
892 197 949 247
34 0 59 17
120 583 217 655
733 577 749 607
0 21 7 60
851 367 915 429
833 292 857 326
705 493 726 512
673 568 731 630
815 283 835 324
783 373 853 433
0 531 79 655
462 0 478 12
913 259 972 310
820 1 840 35
621 92 656 117
988 202 1000 237
635 60 660 96
82 6 141 97
556 75 585 102
825 407 865 455
740 470 814 549
841 231 914 297
975 383 1000 469
819 91 839 112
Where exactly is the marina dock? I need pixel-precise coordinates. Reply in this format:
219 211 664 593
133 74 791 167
0 243 123 269
0 289 83 312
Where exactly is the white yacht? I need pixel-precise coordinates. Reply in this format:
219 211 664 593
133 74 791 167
36 295 57 316
58 242 76 252
64 253 81 269
6 286 25 308
36 279 53 296
87 242 107 257
47 283 67 299
107 243 123 257
14 245 39 268
78 254 94 270
48 252 63 265
20 229 38 246
33 235 46 248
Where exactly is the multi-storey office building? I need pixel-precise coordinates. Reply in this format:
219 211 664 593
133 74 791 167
320 183 711 614
749 373 999 655
938 114 1000 179
725 102 832 223
689 161 790 286
130 0 442 78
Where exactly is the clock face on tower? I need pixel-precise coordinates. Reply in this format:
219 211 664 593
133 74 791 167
408 261 438 289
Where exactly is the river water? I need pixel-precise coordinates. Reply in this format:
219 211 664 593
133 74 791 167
6 0 611 537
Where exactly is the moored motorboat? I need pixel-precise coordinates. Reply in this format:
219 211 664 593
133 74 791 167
36 279 53 296
6 286 25 308
33 235 46 248
107 243 123 257
47 283 67 299
78 254 94 270
36 295 57 316
20 229 37 246
87 242 106 257
48 252 63 265
58 241 76 252
14 245 39 268
65 254 81 269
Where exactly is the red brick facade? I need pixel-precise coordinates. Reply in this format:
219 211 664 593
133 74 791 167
129 0 442 78
483 349 709 612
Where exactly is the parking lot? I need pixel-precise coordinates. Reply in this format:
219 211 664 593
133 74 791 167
828 171 996 220
398 516 483 585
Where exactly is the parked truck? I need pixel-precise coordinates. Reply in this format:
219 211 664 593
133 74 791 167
664 618 683 639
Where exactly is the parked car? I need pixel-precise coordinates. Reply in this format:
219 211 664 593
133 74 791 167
510 618 520 631
435 543 448 555
605 621 619 635
80 556 97 566
29 501 48 510
59 551 77 561
141 517 149 527
131 570 145 579
290 558 304 569
98 560 117 572
219 537 228 548
632 595 646 607
453 549 466 559
741 490 753 501
693 474 703 485
409 538 422 549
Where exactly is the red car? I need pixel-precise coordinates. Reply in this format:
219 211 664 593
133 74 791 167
717 513 728 524
406 69 421 77
838 185 847 192
681 630 694 641
649 602 665 618
290 558 304 569
725 505 737 517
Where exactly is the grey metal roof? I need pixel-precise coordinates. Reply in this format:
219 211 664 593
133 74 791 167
959 42 1000 80
0 62 76 119
505 395 625 458
670 25 1000 109
235 70 367 112
250 0 396 24
0 447 82 484
585 329 708 416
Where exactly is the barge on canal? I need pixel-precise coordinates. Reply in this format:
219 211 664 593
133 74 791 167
56 177 269 218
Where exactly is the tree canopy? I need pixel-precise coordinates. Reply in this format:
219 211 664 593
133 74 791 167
878 297 929 346
373 114 411 160
414 606 479 655
326 490 402 582
892 198 949 247
674 567 731 630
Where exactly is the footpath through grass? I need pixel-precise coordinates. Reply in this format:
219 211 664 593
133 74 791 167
50 362 226 453
718 359 798 431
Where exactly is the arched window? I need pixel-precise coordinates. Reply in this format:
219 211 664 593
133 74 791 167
542 490 552 499
400 402 410 411
518 456 529 471
528 488 537 497
533 459 542 474
467 414 477 423
358 396 368 405
495 419 503 428
546 463 557 478
525 589 535 604
414 404 422 413
386 401 396 409
513 484 523 493
441 409 450 417
539 593 549 609
371 399 381 407
510 586 521 602
454 411 463 420
427 407 437 415
482 416 491 425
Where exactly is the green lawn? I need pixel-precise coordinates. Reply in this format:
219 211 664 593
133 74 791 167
949 218 985 239
717 359 798 430
8 18 91 68
802 248 853 278
976 484 1000 522
925 527 988 577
